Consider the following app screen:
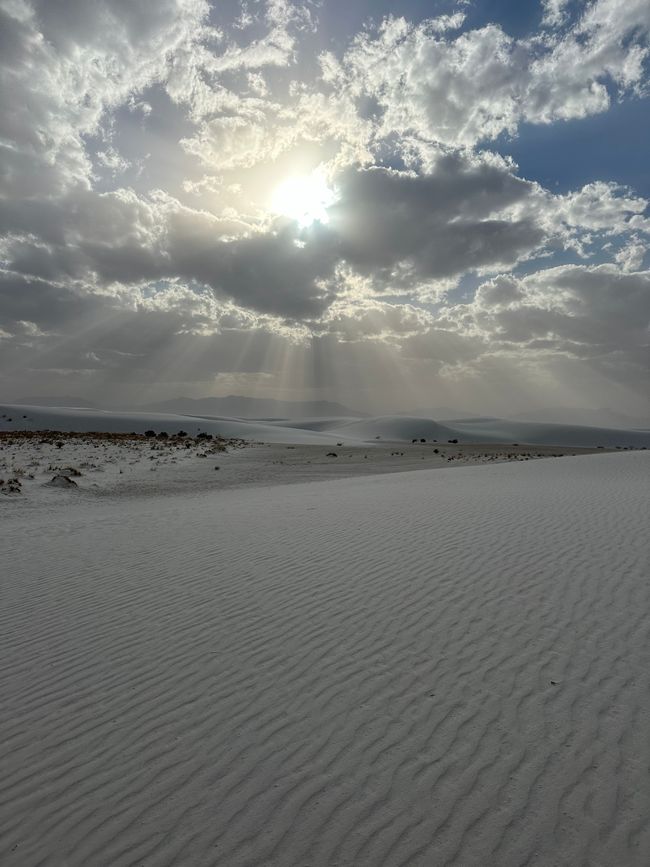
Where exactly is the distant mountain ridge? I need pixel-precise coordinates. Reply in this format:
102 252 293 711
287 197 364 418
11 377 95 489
141 395 366 419
8 396 98 408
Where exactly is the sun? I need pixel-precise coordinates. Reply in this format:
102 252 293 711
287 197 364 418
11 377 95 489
270 170 336 227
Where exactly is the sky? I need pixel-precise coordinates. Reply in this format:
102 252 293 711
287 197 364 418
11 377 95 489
0 0 649 417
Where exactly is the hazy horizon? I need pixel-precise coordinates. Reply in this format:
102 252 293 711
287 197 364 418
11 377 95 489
3 392 650 430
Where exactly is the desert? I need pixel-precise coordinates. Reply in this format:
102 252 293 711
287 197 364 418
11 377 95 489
1 405 649 866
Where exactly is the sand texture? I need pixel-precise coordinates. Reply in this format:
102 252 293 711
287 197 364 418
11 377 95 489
1 453 649 866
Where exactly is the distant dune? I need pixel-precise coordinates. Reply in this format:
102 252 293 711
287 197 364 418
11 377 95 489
509 406 650 430
0 404 350 445
439 417 650 448
2 404 650 448
7 395 98 409
141 394 365 419
277 414 650 448
319 414 461 442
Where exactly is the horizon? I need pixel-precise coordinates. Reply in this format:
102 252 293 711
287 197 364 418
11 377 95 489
2 392 650 429
1 0 649 418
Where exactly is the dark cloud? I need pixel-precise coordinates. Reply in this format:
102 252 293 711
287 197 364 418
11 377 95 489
452 265 650 371
1 154 546 320
330 159 543 281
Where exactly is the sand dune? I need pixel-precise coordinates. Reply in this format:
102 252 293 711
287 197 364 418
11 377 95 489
316 414 462 442
278 414 650 448
1 454 648 866
446 416 650 448
4 403 649 450
0 404 352 445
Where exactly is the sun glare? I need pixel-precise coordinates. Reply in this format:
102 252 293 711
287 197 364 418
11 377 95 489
270 170 336 227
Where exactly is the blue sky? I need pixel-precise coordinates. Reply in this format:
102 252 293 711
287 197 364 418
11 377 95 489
502 96 650 197
0 0 648 416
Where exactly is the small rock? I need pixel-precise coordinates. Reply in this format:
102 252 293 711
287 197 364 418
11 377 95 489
46 474 78 488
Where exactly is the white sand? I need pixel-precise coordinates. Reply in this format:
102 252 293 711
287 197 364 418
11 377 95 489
1 453 648 866
0 431 611 503
3 404 650 449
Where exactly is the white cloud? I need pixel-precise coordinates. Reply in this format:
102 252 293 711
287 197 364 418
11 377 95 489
0 0 211 194
615 238 647 272
541 0 571 28
326 0 650 148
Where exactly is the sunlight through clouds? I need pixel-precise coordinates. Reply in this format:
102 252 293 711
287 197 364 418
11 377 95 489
0 0 648 415
270 169 337 227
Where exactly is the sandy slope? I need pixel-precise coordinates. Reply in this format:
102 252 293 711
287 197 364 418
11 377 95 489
3 404 650 449
1 454 648 866
0 405 355 445
289 415 650 448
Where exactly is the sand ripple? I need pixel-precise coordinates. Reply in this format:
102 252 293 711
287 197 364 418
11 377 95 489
1 454 648 866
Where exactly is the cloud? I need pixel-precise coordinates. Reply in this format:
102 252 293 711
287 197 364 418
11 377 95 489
0 151 552 320
326 0 650 148
0 0 211 195
541 0 571 28
0 185 338 318
0 0 648 412
447 264 650 370
329 157 544 283
615 238 647 272
321 299 434 341
2 145 648 328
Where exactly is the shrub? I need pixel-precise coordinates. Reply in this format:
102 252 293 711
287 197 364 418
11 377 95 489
157 431 169 439
144 429 156 437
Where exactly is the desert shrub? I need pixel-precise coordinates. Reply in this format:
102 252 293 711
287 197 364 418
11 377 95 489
144 429 156 437
177 430 187 438
158 431 169 439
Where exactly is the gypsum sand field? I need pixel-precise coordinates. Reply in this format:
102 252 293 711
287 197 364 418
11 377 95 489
0 448 648 866
0 428 618 500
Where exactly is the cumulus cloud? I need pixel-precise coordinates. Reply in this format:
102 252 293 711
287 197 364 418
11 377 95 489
0 0 211 195
0 151 557 320
446 264 650 371
326 0 650 148
541 0 571 28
